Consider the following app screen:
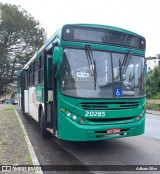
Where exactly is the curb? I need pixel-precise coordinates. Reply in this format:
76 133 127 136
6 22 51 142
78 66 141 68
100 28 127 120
13 106 43 174
146 110 160 116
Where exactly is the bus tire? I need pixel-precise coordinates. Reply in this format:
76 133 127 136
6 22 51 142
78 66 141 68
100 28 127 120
40 111 50 138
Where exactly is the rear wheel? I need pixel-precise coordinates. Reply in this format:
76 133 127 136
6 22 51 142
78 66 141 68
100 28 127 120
40 111 50 138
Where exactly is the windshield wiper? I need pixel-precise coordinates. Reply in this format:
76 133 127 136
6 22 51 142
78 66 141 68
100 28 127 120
85 45 97 90
120 50 132 75
93 59 97 90
85 45 94 75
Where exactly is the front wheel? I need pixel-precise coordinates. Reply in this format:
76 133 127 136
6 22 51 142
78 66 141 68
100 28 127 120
40 111 50 138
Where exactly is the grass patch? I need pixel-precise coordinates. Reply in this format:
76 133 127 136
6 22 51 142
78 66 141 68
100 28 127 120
23 143 33 165
0 106 33 165
146 103 159 110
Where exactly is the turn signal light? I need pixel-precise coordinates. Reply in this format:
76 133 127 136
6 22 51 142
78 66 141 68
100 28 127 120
61 108 66 113
79 118 84 124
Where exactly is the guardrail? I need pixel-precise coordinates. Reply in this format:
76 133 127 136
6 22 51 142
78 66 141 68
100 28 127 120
146 100 160 110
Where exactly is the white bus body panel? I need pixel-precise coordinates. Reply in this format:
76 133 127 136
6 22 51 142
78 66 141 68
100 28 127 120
24 90 29 113
28 87 39 122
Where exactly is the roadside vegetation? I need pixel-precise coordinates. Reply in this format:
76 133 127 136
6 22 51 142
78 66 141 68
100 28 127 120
0 105 33 165
0 3 46 95
146 65 160 110
146 103 159 110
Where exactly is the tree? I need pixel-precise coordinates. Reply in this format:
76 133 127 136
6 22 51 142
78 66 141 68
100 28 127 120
0 3 46 95
146 66 160 99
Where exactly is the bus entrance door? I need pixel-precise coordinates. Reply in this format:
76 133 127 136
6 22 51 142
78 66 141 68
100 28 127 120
19 69 29 114
45 54 57 136
45 55 53 129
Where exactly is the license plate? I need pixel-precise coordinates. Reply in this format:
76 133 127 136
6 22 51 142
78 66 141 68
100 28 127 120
106 128 121 134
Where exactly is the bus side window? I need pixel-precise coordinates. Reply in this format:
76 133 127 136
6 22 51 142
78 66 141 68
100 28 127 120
33 59 39 86
25 70 28 89
38 55 44 84
29 64 33 86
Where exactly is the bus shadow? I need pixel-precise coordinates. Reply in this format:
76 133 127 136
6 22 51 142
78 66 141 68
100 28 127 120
56 136 138 155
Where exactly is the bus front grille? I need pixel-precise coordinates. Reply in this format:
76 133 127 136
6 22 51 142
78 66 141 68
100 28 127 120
86 116 135 122
81 102 140 110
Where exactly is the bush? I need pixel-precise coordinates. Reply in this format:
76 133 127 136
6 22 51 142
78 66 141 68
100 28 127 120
146 66 160 99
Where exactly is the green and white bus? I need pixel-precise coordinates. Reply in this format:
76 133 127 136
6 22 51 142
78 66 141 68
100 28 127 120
17 24 146 141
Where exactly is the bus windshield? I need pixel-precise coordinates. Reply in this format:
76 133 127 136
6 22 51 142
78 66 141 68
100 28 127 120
60 48 145 98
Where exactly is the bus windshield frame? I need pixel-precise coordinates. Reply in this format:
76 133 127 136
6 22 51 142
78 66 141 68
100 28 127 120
60 48 145 99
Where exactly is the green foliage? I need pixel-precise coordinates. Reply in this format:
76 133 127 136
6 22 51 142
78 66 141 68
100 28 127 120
146 66 160 99
0 3 46 95
155 92 160 100
146 103 159 110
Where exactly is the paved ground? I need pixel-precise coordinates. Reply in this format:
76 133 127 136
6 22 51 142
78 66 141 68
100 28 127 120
14 105 160 174
146 110 160 116
0 104 160 174
145 113 160 139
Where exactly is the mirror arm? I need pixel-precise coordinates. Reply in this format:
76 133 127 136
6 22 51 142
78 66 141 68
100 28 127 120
55 65 59 78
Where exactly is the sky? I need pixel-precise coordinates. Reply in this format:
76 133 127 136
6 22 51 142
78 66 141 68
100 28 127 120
1 0 160 57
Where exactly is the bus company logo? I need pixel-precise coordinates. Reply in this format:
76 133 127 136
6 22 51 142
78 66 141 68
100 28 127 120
2 165 12 172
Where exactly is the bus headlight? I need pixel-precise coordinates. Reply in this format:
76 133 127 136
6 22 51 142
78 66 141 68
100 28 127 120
140 113 143 117
72 115 77 120
136 116 141 121
140 110 145 117
61 108 85 124
67 112 71 117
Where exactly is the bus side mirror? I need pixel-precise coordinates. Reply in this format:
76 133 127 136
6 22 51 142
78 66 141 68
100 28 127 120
53 46 62 65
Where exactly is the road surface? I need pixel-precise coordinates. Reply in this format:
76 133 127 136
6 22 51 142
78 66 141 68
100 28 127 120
145 113 160 139
15 105 160 174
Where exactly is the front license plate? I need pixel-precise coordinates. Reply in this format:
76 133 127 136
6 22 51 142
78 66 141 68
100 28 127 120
106 128 121 134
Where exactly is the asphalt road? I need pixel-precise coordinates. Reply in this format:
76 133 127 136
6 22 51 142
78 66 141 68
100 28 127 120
15 105 160 174
145 113 160 139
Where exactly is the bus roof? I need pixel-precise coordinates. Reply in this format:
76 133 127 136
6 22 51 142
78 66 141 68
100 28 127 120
63 24 144 38
21 23 145 71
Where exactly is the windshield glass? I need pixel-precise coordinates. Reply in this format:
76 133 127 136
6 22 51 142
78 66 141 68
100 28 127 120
112 53 145 97
60 48 145 98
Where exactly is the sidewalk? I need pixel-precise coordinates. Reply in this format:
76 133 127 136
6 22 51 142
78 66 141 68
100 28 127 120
0 104 34 173
146 110 160 116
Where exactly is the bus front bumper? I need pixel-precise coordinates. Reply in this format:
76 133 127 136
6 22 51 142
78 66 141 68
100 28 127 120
58 115 145 141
